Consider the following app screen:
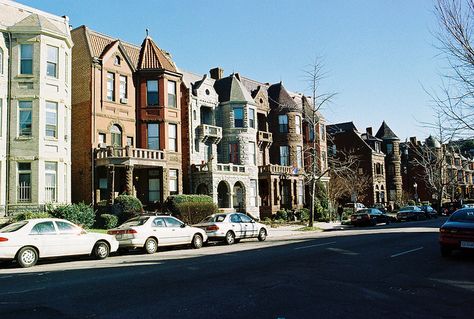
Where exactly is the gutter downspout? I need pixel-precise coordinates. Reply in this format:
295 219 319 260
5 32 12 217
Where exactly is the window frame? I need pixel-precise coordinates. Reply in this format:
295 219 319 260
106 72 115 101
169 169 178 195
119 75 128 100
45 162 57 203
46 45 59 78
249 108 255 128
280 145 289 166
18 162 32 202
168 123 177 152
45 101 58 138
278 115 288 133
20 43 33 75
19 101 32 137
167 80 177 108
147 123 160 150
295 115 301 134
147 80 159 106
233 107 244 128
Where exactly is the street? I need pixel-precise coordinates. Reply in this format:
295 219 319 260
0 218 473 319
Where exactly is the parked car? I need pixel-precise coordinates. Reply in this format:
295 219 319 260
0 218 118 268
439 208 474 257
107 215 207 254
396 206 424 221
350 208 391 226
420 205 438 219
441 201 463 216
344 202 366 213
193 212 268 245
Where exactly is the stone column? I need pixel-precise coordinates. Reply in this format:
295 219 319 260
125 165 134 195
108 165 115 205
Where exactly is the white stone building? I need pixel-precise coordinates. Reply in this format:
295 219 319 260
0 0 73 215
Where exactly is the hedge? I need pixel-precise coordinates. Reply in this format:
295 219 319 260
49 203 95 228
12 211 51 222
112 194 143 223
175 201 218 224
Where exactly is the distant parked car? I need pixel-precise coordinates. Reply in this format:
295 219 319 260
193 212 267 245
350 208 391 226
344 202 366 213
441 201 462 216
396 206 424 221
108 215 207 254
0 218 118 268
420 205 438 219
439 208 474 257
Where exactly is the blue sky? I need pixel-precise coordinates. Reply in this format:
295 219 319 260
20 0 444 140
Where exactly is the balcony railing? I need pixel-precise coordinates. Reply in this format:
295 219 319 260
18 182 31 202
257 131 272 147
197 124 222 143
95 146 166 166
216 163 246 173
258 164 301 175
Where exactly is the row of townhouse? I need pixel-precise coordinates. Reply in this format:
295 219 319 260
0 1 329 219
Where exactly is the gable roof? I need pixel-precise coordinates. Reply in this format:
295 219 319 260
138 36 177 72
267 82 300 111
375 121 399 140
214 74 254 104
326 122 358 135
9 13 62 34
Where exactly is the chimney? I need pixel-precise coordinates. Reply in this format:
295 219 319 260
366 127 372 136
210 67 224 80
410 137 417 145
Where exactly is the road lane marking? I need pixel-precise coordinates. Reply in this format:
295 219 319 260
326 247 359 256
390 247 424 258
294 241 336 250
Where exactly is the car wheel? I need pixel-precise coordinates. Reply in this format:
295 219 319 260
385 219 390 225
92 241 110 260
440 246 452 257
144 237 158 254
225 231 236 245
17 246 38 268
191 234 203 249
258 228 267 241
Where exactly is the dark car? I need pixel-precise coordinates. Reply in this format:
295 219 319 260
439 208 474 257
350 208 391 226
420 205 438 219
396 206 424 221
441 201 462 216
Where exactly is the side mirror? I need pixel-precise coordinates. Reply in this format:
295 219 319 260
180 223 186 228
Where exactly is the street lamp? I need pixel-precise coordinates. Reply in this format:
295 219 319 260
413 182 418 203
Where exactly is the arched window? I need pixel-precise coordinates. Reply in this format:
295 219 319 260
110 124 122 147
114 55 121 65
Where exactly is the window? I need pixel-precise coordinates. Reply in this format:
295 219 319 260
99 178 107 189
45 101 57 138
296 146 303 168
169 169 178 194
297 181 304 205
229 143 239 164
147 80 159 106
65 52 69 82
234 107 243 128
149 170 161 202
320 124 325 141
168 123 177 151
168 80 176 107
56 221 79 234
147 123 160 149
279 115 288 133
250 180 257 207
280 146 289 166
114 56 121 65
126 136 133 146
295 115 301 134
119 75 127 100
309 126 315 141
19 101 32 137
98 133 106 145
386 143 393 155
0 48 3 74
30 222 56 235
249 108 255 128
106 72 115 101
18 162 31 202
164 216 182 227
45 162 57 203
0 98 2 136
110 124 122 146
20 44 33 74
375 142 380 153
153 217 165 227
46 45 58 77
249 142 256 165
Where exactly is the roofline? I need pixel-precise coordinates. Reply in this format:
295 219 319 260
0 0 70 24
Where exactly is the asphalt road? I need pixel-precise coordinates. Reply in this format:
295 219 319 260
1 218 473 319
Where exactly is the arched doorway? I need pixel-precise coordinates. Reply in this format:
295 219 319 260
196 183 208 195
217 181 230 208
233 181 245 211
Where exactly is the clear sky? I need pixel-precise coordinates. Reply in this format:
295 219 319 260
18 0 445 141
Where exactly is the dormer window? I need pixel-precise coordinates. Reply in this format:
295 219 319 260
114 56 121 65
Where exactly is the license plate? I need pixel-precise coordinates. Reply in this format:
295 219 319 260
357 216 362 220
461 241 474 248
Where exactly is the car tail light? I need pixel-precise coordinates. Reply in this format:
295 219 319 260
107 229 137 235
206 225 219 231
0 237 8 242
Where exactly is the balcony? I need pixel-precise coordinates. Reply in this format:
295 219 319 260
258 164 302 176
197 124 222 144
95 146 166 167
257 131 272 147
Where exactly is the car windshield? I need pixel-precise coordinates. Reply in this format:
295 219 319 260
355 209 370 214
449 210 474 222
400 206 415 211
0 220 28 233
120 216 150 227
200 214 227 223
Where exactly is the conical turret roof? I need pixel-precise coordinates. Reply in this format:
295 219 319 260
138 36 177 72
375 121 399 140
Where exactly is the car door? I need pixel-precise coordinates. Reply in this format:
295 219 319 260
151 217 173 245
239 214 256 238
29 221 60 257
229 214 244 239
163 217 188 245
55 220 91 255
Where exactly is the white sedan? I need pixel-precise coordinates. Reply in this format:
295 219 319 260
0 218 119 268
193 212 268 245
107 215 208 254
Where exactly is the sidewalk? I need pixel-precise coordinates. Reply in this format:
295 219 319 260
268 221 352 238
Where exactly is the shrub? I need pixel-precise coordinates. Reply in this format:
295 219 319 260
166 195 213 214
298 208 310 222
98 214 118 229
175 201 218 224
12 211 50 222
407 200 416 206
275 209 288 221
50 203 95 228
112 194 143 223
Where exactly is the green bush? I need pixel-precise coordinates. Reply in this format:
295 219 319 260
407 200 416 206
298 208 310 222
166 195 213 214
98 214 118 229
112 194 143 223
175 201 218 224
275 209 288 221
50 203 95 228
12 211 51 222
